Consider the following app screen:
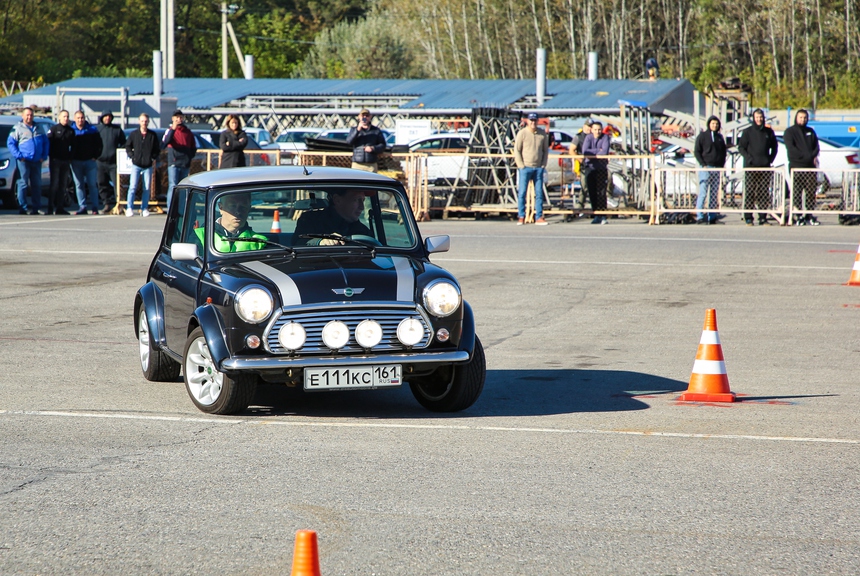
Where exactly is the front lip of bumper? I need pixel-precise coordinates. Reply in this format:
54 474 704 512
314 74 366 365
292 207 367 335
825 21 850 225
220 350 469 371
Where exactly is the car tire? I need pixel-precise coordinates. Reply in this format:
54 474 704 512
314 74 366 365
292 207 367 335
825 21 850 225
183 327 256 415
409 335 486 412
138 309 181 382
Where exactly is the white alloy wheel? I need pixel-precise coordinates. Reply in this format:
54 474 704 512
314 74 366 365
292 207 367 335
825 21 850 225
184 335 223 406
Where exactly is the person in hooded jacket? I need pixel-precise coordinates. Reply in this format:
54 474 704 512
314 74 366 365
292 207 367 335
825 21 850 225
693 115 728 224
737 108 778 225
96 110 126 213
782 109 821 226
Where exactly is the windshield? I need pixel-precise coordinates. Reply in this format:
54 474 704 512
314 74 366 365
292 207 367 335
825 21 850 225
208 186 417 254
277 131 319 143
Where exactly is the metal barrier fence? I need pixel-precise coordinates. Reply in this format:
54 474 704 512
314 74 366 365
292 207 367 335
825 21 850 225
654 165 860 225
654 166 786 224
298 151 654 223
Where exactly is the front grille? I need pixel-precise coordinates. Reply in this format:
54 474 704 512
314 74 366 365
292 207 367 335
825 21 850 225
265 305 432 355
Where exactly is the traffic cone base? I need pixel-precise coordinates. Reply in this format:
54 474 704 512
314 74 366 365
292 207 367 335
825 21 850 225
678 309 736 403
290 530 321 576
847 244 860 285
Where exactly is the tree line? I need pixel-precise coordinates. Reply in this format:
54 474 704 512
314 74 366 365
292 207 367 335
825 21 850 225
2 0 858 108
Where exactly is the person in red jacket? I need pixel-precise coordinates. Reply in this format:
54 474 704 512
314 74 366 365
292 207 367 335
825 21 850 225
161 110 196 211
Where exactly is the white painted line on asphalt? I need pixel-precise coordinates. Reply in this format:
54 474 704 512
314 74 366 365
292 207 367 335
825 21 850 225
1 410 857 445
443 233 859 247
434 258 846 270
0 249 153 255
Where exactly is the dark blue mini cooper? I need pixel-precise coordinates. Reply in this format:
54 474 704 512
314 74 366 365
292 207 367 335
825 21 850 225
134 166 485 415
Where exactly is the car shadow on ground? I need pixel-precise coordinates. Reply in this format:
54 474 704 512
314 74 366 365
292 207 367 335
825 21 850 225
245 369 687 418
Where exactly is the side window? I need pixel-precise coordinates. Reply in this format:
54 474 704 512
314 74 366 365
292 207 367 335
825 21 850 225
168 188 189 247
182 191 207 250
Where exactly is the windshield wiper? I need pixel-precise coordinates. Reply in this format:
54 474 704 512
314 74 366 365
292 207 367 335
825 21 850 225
298 234 378 254
223 236 295 254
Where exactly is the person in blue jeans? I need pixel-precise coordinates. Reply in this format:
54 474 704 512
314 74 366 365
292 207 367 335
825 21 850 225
7 107 49 214
513 112 549 225
124 113 161 217
70 110 103 214
693 116 728 224
162 110 196 210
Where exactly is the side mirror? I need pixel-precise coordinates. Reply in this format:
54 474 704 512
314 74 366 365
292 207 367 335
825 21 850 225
425 235 450 254
171 242 199 261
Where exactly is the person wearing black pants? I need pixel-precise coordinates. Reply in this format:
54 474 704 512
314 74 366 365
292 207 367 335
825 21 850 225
96 110 126 213
46 110 75 215
737 108 778 225
580 121 611 224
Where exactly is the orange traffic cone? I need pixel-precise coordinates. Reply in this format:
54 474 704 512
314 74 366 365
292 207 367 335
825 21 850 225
847 244 860 286
290 530 321 576
678 309 736 402
271 210 282 233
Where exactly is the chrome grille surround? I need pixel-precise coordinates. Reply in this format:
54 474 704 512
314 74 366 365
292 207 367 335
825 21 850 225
264 302 432 355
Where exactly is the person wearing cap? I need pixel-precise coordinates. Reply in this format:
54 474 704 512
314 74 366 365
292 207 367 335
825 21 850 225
162 110 197 210
513 112 550 225
96 109 126 213
345 109 386 172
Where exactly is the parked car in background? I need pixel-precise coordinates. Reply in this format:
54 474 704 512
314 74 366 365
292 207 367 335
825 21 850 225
0 115 53 209
272 128 325 153
773 135 860 188
242 127 273 148
133 166 486 415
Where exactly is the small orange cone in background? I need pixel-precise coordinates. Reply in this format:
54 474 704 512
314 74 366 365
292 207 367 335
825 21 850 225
678 309 736 403
271 210 282 233
290 530 321 576
847 244 860 286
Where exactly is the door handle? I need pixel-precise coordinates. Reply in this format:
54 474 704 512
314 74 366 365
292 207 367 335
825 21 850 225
162 271 177 280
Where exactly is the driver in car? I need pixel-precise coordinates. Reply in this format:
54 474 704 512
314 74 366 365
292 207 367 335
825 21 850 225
195 193 267 252
293 189 373 246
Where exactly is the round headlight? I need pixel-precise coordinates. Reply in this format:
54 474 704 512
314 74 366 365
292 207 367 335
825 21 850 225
234 286 273 323
278 322 306 351
321 320 350 350
422 281 461 317
396 318 424 347
355 319 383 349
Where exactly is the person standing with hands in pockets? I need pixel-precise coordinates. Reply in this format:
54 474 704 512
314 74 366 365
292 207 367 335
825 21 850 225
345 108 386 172
162 110 196 210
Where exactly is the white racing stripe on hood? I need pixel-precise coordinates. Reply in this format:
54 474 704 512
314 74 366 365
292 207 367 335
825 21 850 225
240 261 302 306
392 256 414 301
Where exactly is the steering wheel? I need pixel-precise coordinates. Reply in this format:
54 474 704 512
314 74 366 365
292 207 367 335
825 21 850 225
350 235 382 247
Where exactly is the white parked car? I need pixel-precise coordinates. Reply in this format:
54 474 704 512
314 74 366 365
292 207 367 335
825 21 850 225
272 128 324 152
773 135 860 188
242 127 273 148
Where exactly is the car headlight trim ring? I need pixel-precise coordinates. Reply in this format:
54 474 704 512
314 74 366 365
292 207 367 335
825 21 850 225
234 285 274 324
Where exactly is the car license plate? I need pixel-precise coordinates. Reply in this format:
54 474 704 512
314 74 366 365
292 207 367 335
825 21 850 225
304 365 402 390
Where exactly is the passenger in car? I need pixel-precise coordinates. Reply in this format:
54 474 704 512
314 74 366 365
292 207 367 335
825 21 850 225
293 189 373 245
195 193 267 252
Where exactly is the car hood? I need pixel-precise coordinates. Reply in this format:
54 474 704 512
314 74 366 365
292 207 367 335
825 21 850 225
230 254 418 306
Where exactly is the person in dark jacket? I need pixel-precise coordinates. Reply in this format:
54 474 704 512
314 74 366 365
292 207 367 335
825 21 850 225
218 114 247 169
737 108 778 225
783 109 821 226
124 113 160 217
568 118 593 209
70 110 103 214
162 110 196 210
46 110 75 215
96 110 126 213
345 108 386 172
693 115 728 224
581 121 612 224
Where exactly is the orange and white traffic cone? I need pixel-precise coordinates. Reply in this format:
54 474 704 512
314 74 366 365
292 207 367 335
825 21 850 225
271 210 282 233
678 309 736 402
847 244 860 286
290 530 321 576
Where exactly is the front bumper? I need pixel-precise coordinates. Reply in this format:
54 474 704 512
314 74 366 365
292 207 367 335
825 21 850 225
220 349 469 371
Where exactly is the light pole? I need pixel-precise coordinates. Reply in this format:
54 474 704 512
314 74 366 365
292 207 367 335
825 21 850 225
221 3 239 79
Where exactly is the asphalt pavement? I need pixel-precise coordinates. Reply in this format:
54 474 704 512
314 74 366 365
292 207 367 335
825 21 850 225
0 210 858 575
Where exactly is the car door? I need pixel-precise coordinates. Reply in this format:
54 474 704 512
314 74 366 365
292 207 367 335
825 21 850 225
150 188 205 353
